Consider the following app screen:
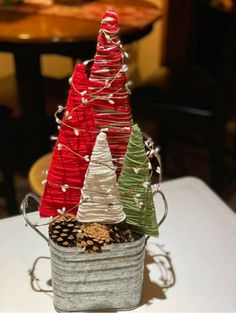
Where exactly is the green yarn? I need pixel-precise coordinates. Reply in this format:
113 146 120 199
118 124 159 237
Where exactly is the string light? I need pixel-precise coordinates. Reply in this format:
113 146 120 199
50 135 58 141
61 184 69 192
42 137 161 196
54 106 131 135
42 12 163 217
133 167 140 174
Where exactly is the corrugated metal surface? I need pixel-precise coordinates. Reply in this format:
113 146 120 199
50 236 146 312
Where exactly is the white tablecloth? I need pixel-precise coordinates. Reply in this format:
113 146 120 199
0 176 236 312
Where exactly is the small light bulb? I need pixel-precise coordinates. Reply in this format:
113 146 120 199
74 129 79 136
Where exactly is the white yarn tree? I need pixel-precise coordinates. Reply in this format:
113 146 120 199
77 131 125 224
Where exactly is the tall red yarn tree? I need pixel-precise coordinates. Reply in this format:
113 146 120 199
89 10 133 176
39 64 97 217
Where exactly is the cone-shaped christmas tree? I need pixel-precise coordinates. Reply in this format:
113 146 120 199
118 124 159 236
39 64 97 217
77 131 125 224
89 10 133 175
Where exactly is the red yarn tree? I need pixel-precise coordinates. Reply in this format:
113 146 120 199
39 64 97 217
89 11 133 176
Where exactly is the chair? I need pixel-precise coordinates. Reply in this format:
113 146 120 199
131 2 236 194
0 106 18 216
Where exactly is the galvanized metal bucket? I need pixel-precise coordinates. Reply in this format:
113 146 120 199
50 236 146 312
21 190 167 312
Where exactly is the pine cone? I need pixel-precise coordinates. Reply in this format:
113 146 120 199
77 223 111 253
49 214 79 247
108 224 135 243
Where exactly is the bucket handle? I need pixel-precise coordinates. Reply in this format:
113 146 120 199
153 188 168 227
21 187 168 244
21 193 49 244
142 137 168 228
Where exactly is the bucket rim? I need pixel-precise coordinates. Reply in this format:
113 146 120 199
49 234 146 255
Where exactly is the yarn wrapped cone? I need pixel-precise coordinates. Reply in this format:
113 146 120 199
39 64 97 217
118 124 159 237
77 131 125 224
89 10 133 176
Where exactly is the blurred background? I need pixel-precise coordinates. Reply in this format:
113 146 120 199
0 0 236 218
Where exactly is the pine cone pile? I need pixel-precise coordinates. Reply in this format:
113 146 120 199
49 214 79 247
49 214 140 253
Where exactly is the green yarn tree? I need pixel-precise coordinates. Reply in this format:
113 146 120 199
118 124 159 237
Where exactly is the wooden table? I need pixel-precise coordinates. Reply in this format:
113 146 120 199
0 0 162 165
0 0 161 119
1 177 236 312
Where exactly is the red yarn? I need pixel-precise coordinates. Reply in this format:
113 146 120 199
89 11 132 176
39 11 133 217
39 64 97 217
